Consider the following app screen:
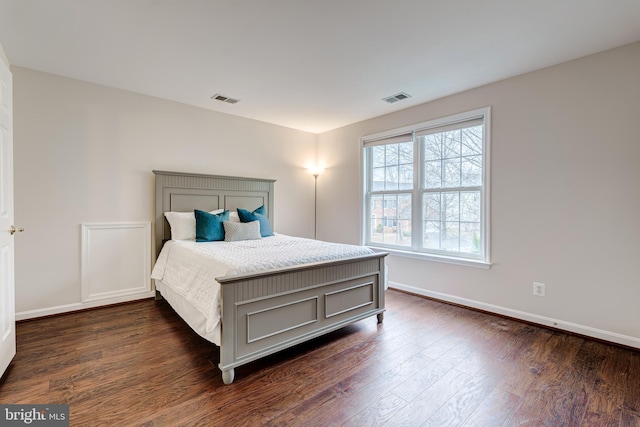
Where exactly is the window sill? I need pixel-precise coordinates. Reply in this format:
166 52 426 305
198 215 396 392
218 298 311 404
368 246 492 269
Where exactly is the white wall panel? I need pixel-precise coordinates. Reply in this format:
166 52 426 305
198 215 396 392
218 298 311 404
81 222 151 302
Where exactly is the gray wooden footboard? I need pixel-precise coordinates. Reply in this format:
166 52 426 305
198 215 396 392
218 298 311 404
216 251 387 384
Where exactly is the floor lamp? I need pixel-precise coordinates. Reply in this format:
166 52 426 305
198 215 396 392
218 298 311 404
309 167 322 239
313 172 319 239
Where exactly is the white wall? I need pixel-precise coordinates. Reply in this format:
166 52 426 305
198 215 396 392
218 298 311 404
317 42 640 347
12 67 317 315
0 40 8 68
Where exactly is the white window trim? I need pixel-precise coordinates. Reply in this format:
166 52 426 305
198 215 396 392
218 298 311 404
361 107 491 267
370 246 492 269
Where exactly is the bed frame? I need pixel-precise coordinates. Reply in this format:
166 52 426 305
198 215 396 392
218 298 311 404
153 170 387 384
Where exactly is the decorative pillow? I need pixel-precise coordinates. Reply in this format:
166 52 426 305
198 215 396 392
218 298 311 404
195 209 229 242
165 209 223 240
223 220 261 242
237 205 274 237
229 211 241 222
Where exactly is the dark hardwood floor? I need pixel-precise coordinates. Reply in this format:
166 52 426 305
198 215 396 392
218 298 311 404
1 289 638 426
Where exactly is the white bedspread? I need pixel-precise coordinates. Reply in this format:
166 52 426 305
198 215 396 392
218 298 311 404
151 234 375 339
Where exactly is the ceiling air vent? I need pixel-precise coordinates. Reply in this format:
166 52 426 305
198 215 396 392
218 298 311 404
383 92 412 104
211 94 240 104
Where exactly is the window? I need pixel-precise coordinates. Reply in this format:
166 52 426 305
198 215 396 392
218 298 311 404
363 107 490 265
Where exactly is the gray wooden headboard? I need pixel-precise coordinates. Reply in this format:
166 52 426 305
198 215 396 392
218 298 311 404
153 170 276 255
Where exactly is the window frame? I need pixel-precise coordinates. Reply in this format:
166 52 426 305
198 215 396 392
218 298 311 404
361 107 491 268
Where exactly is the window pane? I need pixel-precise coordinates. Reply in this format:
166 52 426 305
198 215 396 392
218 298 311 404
442 130 460 159
424 134 441 161
442 192 460 222
399 141 414 165
396 219 412 246
383 194 397 240
384 197 396 209
460 222 481 254
442 221 460 252
395 194 412 246
460 191 480 222
398 194 412 220
384 165 399 191
399 164 413 189
370 141 415 192
372 167 385 191
385 144 398 165
424 160 441 189
461 125 483 156
423 220 440 250
461 155 482 187
372 145 386 168
370 195 384 244
421 191 481 255
443 158 461 188
373 194 412 246
423 193 441 221
422 126 483 191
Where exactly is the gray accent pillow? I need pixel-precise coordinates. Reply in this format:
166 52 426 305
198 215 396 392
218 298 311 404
224 220 262 242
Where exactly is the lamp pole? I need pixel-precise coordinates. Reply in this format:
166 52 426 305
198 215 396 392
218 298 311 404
313 173 318 239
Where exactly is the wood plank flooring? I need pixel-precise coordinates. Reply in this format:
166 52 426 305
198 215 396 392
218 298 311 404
1 289 638 426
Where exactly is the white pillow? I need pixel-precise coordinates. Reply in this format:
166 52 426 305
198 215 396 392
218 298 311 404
228 211 241 223
164 209 224 240
223 220 261 242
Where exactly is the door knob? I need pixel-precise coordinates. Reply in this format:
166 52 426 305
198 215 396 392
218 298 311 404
9 225 24 235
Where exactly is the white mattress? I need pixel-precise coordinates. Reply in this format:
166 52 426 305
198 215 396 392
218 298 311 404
151 234 376 345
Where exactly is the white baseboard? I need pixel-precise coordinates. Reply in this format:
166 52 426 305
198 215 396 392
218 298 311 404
15 291 155 321
389 281 640 350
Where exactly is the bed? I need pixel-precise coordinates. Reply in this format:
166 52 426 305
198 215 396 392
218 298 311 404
151 170 388 384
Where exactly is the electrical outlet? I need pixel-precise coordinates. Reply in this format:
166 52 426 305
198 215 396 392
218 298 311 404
533 282 545 297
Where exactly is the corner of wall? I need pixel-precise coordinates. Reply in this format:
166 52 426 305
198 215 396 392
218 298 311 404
0 40 10 68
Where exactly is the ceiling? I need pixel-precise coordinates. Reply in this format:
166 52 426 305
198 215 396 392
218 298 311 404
1 1 639 134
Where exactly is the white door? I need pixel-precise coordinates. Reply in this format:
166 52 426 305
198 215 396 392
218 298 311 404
0 58 16 377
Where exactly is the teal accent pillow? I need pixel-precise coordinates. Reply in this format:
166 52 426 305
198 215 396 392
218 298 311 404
195 209 229 242
237 205 273 237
